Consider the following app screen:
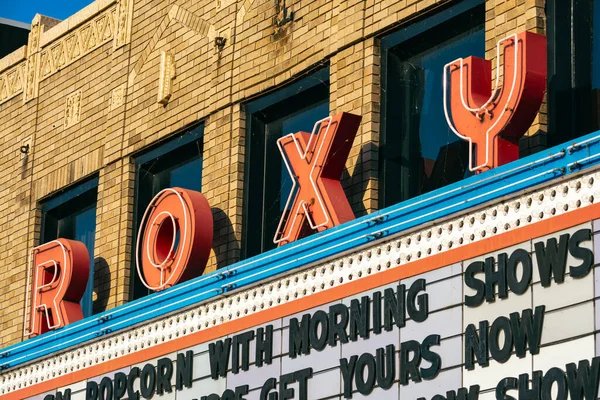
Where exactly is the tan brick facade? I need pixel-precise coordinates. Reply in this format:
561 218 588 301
0 0 544 347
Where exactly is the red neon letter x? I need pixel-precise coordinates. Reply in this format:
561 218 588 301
274 112 361 246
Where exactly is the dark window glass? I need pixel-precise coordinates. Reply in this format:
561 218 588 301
132 124 204 300
547 0 595 145
243 69 330 258
594 0 600 90
381 4 484 207
41 178 98 317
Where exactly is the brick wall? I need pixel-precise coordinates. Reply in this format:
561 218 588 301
0 0 540 347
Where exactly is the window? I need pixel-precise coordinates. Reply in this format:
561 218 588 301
380 1 484 207
41 177 98 317
547 0 596 145
243 68 330 258
131 124 204 300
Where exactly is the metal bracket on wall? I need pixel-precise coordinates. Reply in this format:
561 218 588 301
20 136 32 160
275 0 294 26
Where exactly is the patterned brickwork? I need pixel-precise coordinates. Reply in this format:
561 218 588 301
0 0 538 348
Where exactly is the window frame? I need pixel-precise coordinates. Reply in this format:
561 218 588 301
131 124 204 301
242 67 330 259
40 176 99 317
379 0 485 209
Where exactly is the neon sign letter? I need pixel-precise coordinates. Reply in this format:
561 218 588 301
136 187 213 291
28 239 90 336
274 112 361 246
443 31 547 172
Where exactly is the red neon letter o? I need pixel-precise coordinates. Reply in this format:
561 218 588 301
136 187 213 291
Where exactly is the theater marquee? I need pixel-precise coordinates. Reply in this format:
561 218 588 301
24 218 600 400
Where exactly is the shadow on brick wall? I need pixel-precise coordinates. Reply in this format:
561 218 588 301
211 208 240 270
341 142 379 218
93 257 110 313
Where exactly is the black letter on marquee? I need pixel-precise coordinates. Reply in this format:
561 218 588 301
519 371 542 400
511 306 545 357
289 314 310 358
99 377 113 400
566 357 600 400
489 316 513 363
256 325 274 367
569 229 594 278
400 340 422 385
235 385 249 400
156 357 173 395
496 377 518 400
209 339 231 379
373 291 382 335
355 353 376 395
140 364 156 399
408 279 429 322
383 285 405 331
507 249 532 295
465 320 489 370
542 367 567 400
465 261 485 307
176 350 193 389
485 255 507 303
340 355 358 398
309 310 329 351
56 390 72 400
234 331 254 373
86 381 98 400
446 385 480 400
534 234 569 287
114 372 127 400
127 367 140 400
329 303 349 346
280 372 295 400
349 296 370 341
421 334 441 380
295 367 313 400
376 345 395 390
260 378 277 400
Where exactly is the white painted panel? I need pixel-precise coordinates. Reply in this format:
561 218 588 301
423 275 463 312
341 325 398 360
403 305 462 342
281 327 341 374
533 335 595 373
437 336 462 370
464 287 532 329
176 376 226 400
193 351 212 380
463 353 532 391
308 368 342 399
540 301 594 345
532 271 594 312
352 384 399 400
226 355 281 391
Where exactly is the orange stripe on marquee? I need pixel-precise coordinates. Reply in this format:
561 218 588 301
6 203 600 399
